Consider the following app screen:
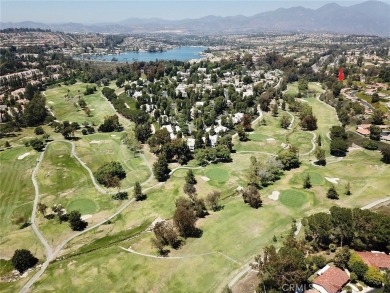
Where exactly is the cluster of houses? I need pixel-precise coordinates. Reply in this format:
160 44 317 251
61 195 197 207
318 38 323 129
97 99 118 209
356 124 390 142
310 251 390 293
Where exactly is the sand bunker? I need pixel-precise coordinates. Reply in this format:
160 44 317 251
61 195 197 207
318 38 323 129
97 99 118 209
18 152 30 160
81 214 92 220
268 191 280 201
281 143 289 149
90 140 101 144
325 177 340 184
266 138 276 142
201 176 210 182
48 101 54 104
111 135 116 137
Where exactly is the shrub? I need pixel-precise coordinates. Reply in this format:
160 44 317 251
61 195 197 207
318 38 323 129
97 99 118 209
34 126 45 135
112 192 128 200
363 140 378 150
348 253 368 278
364 267 384 288
350 272 358 283
82 129 88 135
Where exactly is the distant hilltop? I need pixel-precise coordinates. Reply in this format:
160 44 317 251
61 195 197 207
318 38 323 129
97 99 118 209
1 1 390 36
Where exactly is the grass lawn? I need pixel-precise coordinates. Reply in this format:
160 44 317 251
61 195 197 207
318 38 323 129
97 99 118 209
0 146 47 260
206 168 229 182
45 83 117 126
74 132 150 189
3 81 390 293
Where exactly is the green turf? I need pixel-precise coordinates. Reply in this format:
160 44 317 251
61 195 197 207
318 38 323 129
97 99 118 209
206 168 229 182
0 259 13 276
279 189 309 208
67 198 98 215
3 81 390 293
300 172 325 185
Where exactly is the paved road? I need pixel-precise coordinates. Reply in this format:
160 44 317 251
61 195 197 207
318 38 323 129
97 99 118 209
361 197 390 210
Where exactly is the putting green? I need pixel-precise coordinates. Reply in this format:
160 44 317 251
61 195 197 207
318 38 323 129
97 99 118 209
279 189 309 208
206 168 229 182
300 172 324 185
67 198 97 215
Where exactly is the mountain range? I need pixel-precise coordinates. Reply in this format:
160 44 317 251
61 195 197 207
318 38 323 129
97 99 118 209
1 1 390 36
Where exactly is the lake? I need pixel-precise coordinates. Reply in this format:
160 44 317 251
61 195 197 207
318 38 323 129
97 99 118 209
87 46 206 62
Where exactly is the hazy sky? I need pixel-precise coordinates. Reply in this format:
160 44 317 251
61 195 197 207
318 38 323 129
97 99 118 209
1 0 387 23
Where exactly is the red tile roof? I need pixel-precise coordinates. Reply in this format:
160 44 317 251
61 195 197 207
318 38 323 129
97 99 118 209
313 267 349 293
355 252 390 269
356 128 370 136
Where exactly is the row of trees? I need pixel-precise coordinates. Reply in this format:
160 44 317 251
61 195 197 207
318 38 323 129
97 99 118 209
304 206 390 252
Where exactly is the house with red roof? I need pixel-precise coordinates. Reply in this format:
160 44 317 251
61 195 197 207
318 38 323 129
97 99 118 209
312 266 349 293
355 251 390 270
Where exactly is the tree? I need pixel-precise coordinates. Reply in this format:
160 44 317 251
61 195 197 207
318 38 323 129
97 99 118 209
242 185 262 208
98 115 122 132
153 221 180 251
206 191 221 211
95 161 126 188
68 210 88 231
372 109 384 125
236 124 248 141
345 182 351 195
330 126 347 140
369 125 381 141
23 93 47 127
327 185 339 199
348 253 368 279
315 147 326 166
300 114 317 131
280 114 290 129
133 181 145 201
173 203 199 238
298 78 308 91
183 183 196 197
364 267 384 287
255 245 309 292
135 124 152 143
242 114 252 131
37 203 47 216
317 134 322 146
384 272 390 293
272 104 278 117
185 170 197 185
334 246 351 269
153 154 170 182
34 126 44 135
122 129 142 157
277 148 300 170
381 146 390 164
303 173 311 189
330 138 348 157
306 255 327 273
11 249 38 273
29 138 45 151
371 93 379 103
